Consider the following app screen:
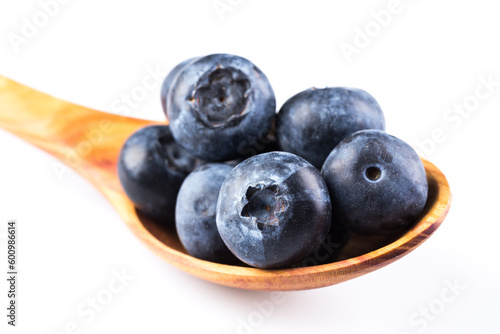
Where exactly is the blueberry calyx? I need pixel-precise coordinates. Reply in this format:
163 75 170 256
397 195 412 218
189 66 251 128
241 183 287 231
156 135 201 174
364 166 383 182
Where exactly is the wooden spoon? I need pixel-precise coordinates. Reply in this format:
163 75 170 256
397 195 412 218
0 75 451 291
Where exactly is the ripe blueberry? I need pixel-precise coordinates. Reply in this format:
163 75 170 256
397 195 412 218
175 163 238 264
277 87 385 169
216 151 332 269
118 125 203 224
321 130 428 235
163 54 276 161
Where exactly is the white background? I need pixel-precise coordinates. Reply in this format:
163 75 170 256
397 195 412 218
1 0 499 333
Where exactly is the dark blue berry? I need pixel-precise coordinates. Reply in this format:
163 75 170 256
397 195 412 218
321 130 428 235
216 151 332 269
277 87 385 169
175 163 238 264
118 125 203 224
164 54 276 161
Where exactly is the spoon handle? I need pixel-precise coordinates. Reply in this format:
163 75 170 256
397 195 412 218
0 75 156 184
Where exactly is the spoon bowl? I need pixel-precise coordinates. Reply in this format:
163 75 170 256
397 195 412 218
0 75 451 291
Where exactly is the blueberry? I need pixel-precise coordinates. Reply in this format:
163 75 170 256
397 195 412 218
118 125 203 224
321 130 428 235
164 54 276 161
175 163 238 264
276 87 385 169
216 151 332 269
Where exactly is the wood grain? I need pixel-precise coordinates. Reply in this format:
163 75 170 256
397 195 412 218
0 75 451 291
